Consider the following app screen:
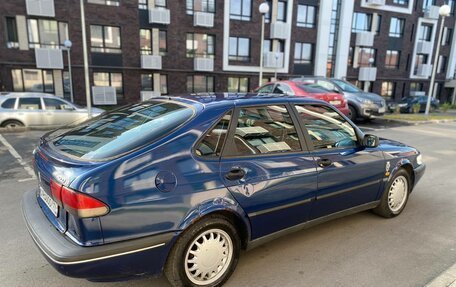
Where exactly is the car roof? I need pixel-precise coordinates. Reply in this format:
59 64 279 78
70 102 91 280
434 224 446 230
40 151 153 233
2 92 57 98
165 93 327 108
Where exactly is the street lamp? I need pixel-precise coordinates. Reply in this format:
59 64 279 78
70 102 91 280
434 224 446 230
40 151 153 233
274 52 280 81
63 39 74 103
80 0 92 117
258 2 270 87
425 4 451 116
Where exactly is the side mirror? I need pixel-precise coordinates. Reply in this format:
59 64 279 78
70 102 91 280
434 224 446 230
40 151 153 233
362 134 379 148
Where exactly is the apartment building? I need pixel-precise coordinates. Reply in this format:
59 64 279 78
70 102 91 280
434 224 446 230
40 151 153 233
0 0 455 106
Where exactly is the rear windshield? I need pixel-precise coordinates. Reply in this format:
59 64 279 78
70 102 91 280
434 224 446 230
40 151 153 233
50 101 194 160
296 84 329 94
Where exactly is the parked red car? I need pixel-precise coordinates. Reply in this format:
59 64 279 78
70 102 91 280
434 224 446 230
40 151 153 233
255 80 349 116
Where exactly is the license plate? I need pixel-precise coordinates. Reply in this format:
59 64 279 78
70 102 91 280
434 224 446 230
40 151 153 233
39 187 58 217
378 107 386 113
329 100 341 106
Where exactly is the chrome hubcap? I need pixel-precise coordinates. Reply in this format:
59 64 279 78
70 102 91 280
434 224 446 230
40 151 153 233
388 175 408 213
184 229 233 285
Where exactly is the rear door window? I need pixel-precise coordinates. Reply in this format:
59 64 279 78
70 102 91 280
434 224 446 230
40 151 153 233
195 112 232 157
50 101 194 160
295 104 357 150
273 84 293 95
43 98 74 110
226 105 301 156
1 98 16 109
18 98 43 110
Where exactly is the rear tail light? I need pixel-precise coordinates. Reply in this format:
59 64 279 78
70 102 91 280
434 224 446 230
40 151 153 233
50 180 109 218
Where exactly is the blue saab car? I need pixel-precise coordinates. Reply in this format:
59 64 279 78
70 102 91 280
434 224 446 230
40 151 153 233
22 94 425 287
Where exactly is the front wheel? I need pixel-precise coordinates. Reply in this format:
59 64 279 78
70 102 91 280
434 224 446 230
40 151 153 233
348 105 358 122
373 169 411 218
1 120 24 128
165 216 240 287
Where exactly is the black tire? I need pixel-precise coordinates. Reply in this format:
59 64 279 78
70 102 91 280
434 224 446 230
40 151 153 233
1 120 24 128
373 169 411 218
348 105 358 122
164 216 241 287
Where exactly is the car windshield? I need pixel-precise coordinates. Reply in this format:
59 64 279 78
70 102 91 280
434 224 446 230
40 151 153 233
49 100 194 160
296 84 329 94
332 80 361 93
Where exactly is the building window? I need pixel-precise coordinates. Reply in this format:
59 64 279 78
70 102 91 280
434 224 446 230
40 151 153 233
27 19 68 49
297 5 316 28
443 28 453 45
6 17 19 49
139 29 166 55
389 18 405 38
230 0 251 21
450 0 456 15
90 25 121 53
385 50 400 69
294 42 313 64
438 55 447 73
422 0 435 10
11 69 54 93
140 74 168 94
419 24 433 41
393 0 408 5
87 0 120 6
414 54 428 74
229 37 250 61
186 33 215 58
187 75 214 93
263 39 284 53
381 82 395 98
186 0 215 14
155 0 166 7
93 72 123 97
410 82 424 91
228 77 249 93
138 0 147 9
357 47 376 67
348 47 354 66
352 12 372 33
277 0 287 22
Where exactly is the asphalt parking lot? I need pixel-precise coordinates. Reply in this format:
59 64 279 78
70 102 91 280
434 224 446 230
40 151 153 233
0 121 455 287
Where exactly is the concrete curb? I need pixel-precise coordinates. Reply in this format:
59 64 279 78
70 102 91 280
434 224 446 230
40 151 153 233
426 263 456 287
382 118 456 126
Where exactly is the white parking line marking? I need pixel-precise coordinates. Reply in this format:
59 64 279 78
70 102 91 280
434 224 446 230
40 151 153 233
18 178 35 182
0 134 36 179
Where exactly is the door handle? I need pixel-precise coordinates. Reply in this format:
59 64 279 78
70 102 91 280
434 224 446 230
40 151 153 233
225 167 246 181
317 158 333 168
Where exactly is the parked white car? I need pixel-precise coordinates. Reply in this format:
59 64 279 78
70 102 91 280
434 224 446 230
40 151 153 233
0 93 104 128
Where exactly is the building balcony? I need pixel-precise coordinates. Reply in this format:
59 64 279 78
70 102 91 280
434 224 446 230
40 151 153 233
359 67 377 81
416 64 433 77
424 5 440 19
270 22 289 40
194 11 214 27
194 57 214 71
263 52 284 68
365 0 385 6
445 79 456 88
141 91 161 101
141 55 162 70
149 8 170 24
26 0 55 17
416 41 432 54
92 86 117 105
35 48 63 69
355 32 374 47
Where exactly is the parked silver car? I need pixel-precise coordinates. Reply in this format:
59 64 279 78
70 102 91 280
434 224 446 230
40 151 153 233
292 77 387 121
0 93 104 128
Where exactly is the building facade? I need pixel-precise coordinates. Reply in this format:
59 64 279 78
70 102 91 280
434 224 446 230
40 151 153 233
0 0 455 106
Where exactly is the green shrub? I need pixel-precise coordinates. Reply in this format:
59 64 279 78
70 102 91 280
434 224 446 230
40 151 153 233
412 103 421 114
441 103 451 112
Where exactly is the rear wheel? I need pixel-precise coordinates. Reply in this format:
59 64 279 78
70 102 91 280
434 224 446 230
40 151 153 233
348 105 358 122
373 169 411 218
165 216 240 287
1 120 24 128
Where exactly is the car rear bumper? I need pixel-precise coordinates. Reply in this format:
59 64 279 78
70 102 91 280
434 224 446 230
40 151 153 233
413 164 426 187
22 189 176 281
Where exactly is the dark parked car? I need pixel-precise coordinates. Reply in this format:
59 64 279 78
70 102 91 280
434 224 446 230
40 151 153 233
398 96 440 113
23 94 425 287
